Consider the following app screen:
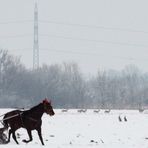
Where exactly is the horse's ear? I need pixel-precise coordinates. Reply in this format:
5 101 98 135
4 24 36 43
42 98 49 104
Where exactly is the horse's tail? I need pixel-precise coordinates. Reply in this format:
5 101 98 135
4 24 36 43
2 114 9 130
0 116 8 136
0 115 9 144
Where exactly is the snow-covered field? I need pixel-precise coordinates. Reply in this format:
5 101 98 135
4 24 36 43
0 109 148 148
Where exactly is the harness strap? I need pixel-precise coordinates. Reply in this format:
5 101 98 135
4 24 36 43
0 113 23 122
27 117 38 122
0 113 39 128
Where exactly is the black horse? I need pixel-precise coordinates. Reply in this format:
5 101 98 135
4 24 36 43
1 98 55 145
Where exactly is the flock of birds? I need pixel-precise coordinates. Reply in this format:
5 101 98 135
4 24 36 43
61 109 110 113
61 108 145 123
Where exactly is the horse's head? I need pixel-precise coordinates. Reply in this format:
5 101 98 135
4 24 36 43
42 98 55 116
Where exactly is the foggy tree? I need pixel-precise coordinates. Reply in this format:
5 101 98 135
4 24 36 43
0 49 26 107
121 65 141 108
1 49 148 109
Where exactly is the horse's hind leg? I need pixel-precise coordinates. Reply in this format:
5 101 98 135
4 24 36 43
22 129 32 143
7 129 12 143
11 130 19 144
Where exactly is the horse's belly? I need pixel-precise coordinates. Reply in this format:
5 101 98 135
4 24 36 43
24 120 41 130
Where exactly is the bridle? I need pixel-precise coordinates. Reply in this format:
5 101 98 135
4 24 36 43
42 99 52 114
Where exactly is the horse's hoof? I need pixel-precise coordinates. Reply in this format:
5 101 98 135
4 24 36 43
6 140 10 143
22 139 27 143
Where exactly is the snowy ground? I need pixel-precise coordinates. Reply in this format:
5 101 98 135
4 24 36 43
0 109 148 148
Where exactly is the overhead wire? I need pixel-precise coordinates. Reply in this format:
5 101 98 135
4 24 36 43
0 19 148 62
0 34 32 39
39 20 148 34
7 47 148 62
0 20 33 25
0 19 147 34
0 33 147 48
39 34 148 48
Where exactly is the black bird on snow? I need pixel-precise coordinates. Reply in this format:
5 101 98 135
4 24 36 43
124 116 127 122
118 115 122 122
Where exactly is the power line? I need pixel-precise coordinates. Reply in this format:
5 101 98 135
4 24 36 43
0 20 33 25
0 32 147 48
0 18 147 35
7 48 148 62
39 34 148 48
39 20 148 34
0 34 32 39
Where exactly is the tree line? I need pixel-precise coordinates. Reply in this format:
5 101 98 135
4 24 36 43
0 49 148 109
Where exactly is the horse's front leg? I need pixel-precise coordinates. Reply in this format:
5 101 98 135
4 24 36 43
37 127 44 145
22 129 32 143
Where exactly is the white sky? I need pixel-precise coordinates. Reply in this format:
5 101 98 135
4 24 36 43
0 0 148 75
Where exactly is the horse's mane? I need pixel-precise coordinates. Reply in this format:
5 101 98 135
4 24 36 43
22 103 44 118
29 103 43 112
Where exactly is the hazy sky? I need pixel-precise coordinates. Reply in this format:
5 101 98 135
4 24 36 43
0 0 148 75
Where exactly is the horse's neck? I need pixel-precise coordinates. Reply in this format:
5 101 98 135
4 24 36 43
28 103 44 119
